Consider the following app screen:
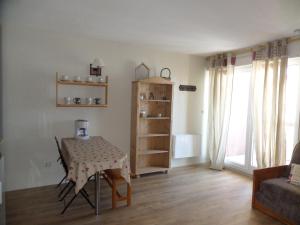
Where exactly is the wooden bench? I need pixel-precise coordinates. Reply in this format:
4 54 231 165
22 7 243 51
103 169 132 209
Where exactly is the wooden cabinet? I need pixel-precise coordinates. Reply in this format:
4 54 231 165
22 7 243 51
130 77 173 176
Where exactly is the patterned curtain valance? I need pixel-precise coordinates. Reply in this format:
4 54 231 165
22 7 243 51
252 39 288 61
209 53 236 68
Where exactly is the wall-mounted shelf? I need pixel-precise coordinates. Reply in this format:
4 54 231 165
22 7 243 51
55 73 108 108
56 103 108 108
57 80 108 87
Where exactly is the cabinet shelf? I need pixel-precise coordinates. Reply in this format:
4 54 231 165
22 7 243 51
141 117 170 120
141 99 170 103
138 150 169 155
136 166 169 175
138 134 169 137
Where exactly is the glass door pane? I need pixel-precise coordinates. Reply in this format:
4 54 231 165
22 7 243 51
285 58 300 163
225 65 251 166
250 58 300 167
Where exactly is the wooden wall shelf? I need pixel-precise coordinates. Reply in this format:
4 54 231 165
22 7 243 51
55 73 108 108
56 103 108 108
57 80 108 87
130 77 173 177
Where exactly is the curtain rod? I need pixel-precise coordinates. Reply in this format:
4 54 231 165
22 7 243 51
205 36 300 59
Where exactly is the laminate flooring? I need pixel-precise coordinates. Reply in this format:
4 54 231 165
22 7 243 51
6 166 283 225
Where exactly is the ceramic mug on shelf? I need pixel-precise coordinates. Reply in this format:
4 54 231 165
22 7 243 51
97 77 104 83
61 75 69 81
64 97 71 105
73 97 81 104
94 97 101 105
86 76 93 82
86 97 93 105
74 76 81 82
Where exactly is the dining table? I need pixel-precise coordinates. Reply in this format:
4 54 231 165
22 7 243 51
61 136 130 215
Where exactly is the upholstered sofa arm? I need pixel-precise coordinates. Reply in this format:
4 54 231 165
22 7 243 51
252 165 289 205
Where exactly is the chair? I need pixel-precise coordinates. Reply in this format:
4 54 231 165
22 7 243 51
103 169 131 209
54 136 95 214
54 137 66 189
252 142 300 225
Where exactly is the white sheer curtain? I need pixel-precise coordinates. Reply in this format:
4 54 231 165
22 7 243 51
207 54 235 170
251 39 288 168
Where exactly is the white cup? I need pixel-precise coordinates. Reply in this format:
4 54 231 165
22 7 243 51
86 97 93 105
64 97 71 104
74 76 81 82
86 77 93 82
61 75 69 81
97 77 104 83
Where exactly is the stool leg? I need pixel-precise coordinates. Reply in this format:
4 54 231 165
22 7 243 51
127 183 131 207
112 180 117 209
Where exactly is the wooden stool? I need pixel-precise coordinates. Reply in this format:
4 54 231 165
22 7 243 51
103 169 131 209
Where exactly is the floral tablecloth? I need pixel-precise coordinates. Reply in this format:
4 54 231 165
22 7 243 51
61 136 130 193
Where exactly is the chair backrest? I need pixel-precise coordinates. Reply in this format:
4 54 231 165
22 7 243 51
291 142 300 165
54 136 69 174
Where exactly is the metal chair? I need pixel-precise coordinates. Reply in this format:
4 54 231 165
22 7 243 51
54 137 66 189
54 136 95 214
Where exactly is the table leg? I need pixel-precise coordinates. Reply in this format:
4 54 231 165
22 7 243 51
95 172 101 215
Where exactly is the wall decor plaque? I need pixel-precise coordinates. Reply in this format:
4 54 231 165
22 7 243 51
179 85 197 92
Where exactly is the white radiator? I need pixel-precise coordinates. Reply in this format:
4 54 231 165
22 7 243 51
172 134 201 158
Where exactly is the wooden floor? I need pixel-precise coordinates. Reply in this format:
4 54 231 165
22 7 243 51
6 166 283 225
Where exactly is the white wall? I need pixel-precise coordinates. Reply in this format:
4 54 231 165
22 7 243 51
1 24 206 191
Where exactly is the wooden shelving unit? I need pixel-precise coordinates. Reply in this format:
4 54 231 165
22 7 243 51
130 77 173 177
56 73 108 107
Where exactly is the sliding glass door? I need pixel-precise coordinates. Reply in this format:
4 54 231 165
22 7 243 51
285 58 300 163
225 65 253 173
225 58 300 173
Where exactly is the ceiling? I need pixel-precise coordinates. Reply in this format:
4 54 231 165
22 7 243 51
3 0 300 55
